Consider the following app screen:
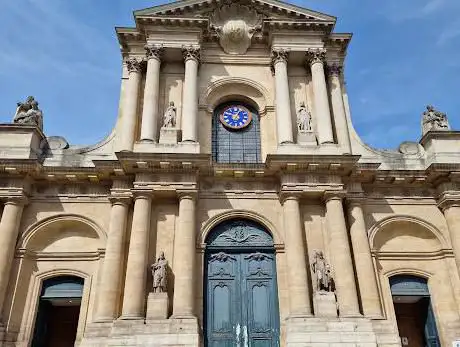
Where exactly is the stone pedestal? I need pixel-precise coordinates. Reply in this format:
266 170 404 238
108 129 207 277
0 125 46 159
159 127 180 145
146 292 169 321
297 130 317 145
313 291 337 318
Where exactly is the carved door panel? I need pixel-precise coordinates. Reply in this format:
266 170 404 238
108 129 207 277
205 251 279 347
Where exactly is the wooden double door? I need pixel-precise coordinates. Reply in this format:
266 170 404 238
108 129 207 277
205 250 280 347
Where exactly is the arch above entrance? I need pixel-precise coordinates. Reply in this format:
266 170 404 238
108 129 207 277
199 210 283 247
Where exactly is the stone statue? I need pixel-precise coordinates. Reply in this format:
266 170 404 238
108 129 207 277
163 102 176 128
422 105 450 135
151 252 168 293
297 102 312 132
311 250 333 292
13 96 43 131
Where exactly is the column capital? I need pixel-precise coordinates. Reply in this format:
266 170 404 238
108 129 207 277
125 57 144 73
327 63 342 77
132 190 153 201
437 192 460 211
178 190 198 201
271 48 289 66
324 190 346 203
279 192 300 204
182 46 201 63
305 48 326 66
144 44 164 62
108 195 132 207
3 195 28 207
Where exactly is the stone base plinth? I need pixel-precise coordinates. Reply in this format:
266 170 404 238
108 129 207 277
0 124 46 160
80 317 200 347
159 127 179 145
146 292 169 321
297 130 317 146
313 291 337 318
286 317 377 347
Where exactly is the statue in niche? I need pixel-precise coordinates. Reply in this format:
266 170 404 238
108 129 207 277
163 101 176 128
422 105 450 135
13 96 43 131
151 251 168 293
311 250 334 292
297 102 312 132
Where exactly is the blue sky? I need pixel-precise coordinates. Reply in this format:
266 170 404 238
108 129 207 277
0 0 459 149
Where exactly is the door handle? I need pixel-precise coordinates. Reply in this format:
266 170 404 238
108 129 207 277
243 325 248 347
236 323 241 347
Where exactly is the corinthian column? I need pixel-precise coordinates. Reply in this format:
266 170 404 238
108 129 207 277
119 58 143 151
439 195 460 274
325 192 360 317
0 197 26 322
328 64 351 153
181 46 200 143
272 49 294 144
347 199 382 318
282 195 312 316
140 44 164 143
94 196 131 321
306 49 334 144
120 193 152 320
172 192 197 317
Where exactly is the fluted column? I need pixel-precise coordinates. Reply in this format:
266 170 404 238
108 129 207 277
140 44 164 142
282 195 312 316
328 64 351 153
347 199 382 318
0 197 26 322
172 192 197 317
121 193 152 319
95 196 131 321
181 46 200 143
439 196 460 274
272 49 294 144
325 192 360 317
119 58 143 151
306 49 334 144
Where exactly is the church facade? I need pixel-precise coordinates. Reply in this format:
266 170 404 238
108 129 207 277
1 1 460 346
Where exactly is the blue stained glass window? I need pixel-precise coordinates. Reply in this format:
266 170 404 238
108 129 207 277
212 103 262 164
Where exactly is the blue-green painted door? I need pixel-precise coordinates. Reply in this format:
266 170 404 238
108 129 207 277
205 220 280 347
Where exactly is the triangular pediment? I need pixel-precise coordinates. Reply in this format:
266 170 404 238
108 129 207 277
134 0 336 23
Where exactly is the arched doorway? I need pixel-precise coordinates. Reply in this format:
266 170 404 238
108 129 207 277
31 276 84 347
204 219 280 346
390 275 440 347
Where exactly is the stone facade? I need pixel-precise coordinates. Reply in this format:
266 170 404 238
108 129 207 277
1 0 460 346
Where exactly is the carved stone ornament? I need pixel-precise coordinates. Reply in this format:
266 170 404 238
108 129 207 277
271 49 289 66
151 251 168 293
306 49 326 65
13 96 43 131
297 102 312 132
210 3 262 55
327 64 342 77
145 44 164 61
125 57 143 73
422 105 451 135
311 250 334 292
182 46 201 63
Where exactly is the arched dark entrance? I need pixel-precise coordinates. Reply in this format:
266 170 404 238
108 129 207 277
390 275 440 347
31 276 84 347
204 219 280 347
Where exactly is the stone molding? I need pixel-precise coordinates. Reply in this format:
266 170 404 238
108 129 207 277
144 44 164 61
306 48 326 65
182 46 201 63
437 192 460 210
125 57 144 73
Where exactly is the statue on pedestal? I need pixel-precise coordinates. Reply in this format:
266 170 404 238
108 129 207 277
13 96 43 131
297 102 312 132
422 105 450 135
163 102 176 128
151 252 168 293
311 250 333 292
